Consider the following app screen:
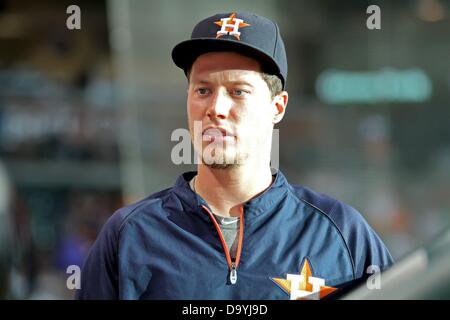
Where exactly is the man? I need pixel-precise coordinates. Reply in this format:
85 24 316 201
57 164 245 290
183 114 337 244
77 12 393 300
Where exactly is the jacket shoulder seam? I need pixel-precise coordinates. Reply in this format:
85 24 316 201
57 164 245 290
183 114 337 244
117 196 165 234
288 187 357 279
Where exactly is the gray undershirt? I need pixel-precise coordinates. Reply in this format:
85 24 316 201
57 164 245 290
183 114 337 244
190 176 239 260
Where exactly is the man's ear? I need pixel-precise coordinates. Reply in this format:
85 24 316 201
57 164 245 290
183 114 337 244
272 91 288 124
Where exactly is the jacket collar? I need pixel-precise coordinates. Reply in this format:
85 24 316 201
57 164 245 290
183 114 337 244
171 169 290 221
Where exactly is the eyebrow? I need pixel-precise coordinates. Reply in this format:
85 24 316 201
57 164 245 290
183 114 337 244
194 79 255 88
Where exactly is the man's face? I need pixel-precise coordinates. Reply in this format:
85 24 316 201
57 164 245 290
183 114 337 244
187 51 279 169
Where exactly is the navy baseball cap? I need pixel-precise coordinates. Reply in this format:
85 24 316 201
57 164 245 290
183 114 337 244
172 12 288 89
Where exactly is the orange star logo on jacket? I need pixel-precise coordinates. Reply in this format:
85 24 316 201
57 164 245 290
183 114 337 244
214 12 250 40
272 258 337 300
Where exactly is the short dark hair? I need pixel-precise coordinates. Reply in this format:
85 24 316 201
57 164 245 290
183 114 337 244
261 73 283 100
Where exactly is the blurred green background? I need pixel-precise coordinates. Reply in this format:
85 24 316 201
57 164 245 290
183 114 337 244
0 0 449 299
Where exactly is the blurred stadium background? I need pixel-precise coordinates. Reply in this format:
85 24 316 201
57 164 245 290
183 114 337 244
0 0 449 299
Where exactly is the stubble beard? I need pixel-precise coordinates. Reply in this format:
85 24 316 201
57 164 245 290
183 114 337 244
200 144 249 169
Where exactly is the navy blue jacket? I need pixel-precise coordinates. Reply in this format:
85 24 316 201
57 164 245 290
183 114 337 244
76 170 393 299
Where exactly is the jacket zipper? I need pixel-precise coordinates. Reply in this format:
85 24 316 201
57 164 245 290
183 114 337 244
201 204 244 285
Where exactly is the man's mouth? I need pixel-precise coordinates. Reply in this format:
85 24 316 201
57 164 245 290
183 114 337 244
202 127 235 142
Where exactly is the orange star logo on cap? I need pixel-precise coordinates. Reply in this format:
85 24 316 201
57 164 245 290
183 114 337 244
272 259 337 300
214 12 250 40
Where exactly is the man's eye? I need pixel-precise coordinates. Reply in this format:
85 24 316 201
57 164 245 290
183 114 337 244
232 89 247 96
197 88 210 95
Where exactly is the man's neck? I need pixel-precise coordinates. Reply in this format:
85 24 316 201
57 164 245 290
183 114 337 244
194 163 274 218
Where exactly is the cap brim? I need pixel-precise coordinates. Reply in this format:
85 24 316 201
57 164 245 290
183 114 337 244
171 38 282 84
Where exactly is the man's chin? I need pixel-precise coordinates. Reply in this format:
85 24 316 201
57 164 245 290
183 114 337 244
200 151 248 169
204 163 239 170
201 155 240 169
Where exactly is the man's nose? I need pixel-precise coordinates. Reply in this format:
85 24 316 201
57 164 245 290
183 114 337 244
207 90 232 120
